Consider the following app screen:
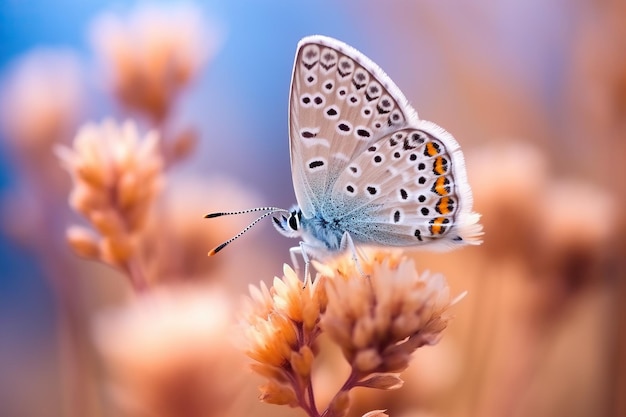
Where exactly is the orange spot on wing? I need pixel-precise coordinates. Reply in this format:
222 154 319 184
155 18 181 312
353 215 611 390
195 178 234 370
432 177 450 196
433 156 447 175
429 217 450 235
437 197 453 214
425 141 440 157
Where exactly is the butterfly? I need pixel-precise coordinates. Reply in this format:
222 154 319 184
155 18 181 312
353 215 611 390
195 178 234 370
206 35 482 267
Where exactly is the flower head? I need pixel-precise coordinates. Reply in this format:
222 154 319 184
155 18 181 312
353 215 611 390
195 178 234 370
93 285 239 417
0 48 83 152
241 265 326 407
57 119 163 280
318 250 457 375
90 3 220 121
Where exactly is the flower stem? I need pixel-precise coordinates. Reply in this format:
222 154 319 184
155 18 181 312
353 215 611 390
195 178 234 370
124 257 148 293
320 368 360 417
306 373 320 417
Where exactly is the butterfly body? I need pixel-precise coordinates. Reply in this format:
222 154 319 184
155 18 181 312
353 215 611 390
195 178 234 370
207 35 482 261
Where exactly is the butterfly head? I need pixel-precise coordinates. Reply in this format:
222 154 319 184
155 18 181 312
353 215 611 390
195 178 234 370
272 207 303 238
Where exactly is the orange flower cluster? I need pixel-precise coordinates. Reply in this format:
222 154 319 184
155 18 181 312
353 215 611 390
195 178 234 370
57 119 163 289
242 251 461 417
241 265 326 412
90 3 218 122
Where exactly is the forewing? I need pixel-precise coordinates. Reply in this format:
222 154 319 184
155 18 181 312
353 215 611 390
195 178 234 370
289 35 419 217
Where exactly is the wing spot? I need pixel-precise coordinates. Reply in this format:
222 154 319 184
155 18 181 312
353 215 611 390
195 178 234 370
302 45 320 69
409 153 418 161
424 141 442 157
421 207 430 216
411 132 425 144
367 186 378 195
352 68 369 89
325 106 339 119
320 49 337 71
414 229 423 241
356 128 371 138
393 210 401 223
403 138 417 150
432 177 451 196
337 122 351 133
400 188 408 200
429 217 450 235
418 162 426 170
418 195 426 203
366 82 381 101
373 154 383 164
308 160 325 170
435 197 455 214
418 176 426 184
301 129 317 138
338 57 354 77
433 157 449 175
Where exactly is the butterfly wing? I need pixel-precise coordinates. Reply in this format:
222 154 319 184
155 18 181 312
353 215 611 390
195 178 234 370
289 35 419 218
330 121 483 248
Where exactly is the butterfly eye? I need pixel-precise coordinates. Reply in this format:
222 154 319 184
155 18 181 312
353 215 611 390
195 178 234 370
288 213 300 231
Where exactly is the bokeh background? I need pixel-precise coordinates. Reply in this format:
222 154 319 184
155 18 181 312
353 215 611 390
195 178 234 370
1 1 624 417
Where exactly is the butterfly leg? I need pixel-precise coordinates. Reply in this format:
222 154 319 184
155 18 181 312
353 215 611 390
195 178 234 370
340 232 368 278
289 242 313 282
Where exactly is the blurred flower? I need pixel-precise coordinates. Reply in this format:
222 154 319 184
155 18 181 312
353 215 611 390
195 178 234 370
90 3 220 122
538 180 615 254
57 119 163 289
537 179 616 290
241 264 326 410
94 284 240 417
466 142 548 257
318 251 457 377
0 48 84 154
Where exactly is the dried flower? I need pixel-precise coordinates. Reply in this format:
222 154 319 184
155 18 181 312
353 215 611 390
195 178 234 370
241 251 462 417
57 119 163 289
0 48 83 153
241 264 326 413
318 250 457 376
90 3 220 121
93 285 239 417
466 142 547 256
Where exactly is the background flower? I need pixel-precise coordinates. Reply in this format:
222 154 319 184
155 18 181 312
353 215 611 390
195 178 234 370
93 284 241 417
89 3 220 122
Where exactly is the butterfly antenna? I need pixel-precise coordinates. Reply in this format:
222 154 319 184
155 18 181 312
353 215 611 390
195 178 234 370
205 207 285 218
207 208 289 256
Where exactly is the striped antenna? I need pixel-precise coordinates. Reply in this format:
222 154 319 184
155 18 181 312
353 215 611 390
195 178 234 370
204 206 286 218
205 207 289 256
